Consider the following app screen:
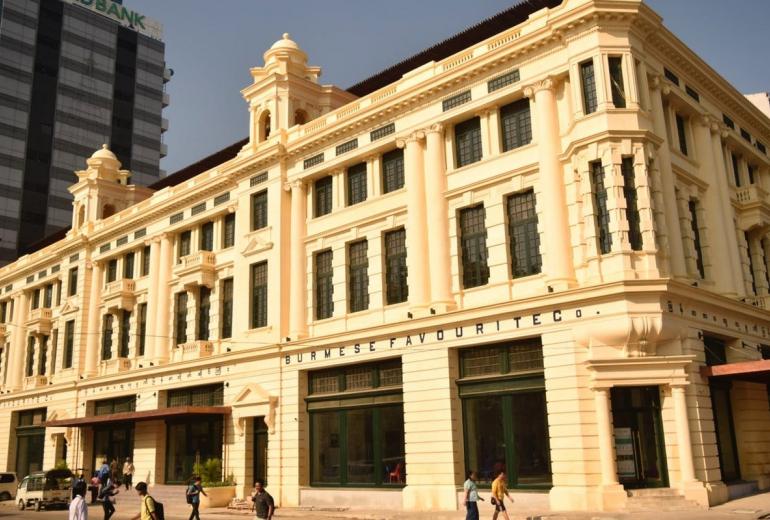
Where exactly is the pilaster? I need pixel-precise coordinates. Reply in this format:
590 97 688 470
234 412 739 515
287 180 308 339
83 261 103 376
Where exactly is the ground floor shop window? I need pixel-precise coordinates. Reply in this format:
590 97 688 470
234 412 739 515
15 409 46 478
458 339 551 488
166 418 223 484
307 360 405 487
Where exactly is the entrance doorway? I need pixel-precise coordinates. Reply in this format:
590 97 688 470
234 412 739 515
710 381 740 482
611 386 668 489
93 423 134 474
15 409 46 478
252 417 268 485
165 417 223 484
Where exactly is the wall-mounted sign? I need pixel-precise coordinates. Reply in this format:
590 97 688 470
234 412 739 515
63 0 163 41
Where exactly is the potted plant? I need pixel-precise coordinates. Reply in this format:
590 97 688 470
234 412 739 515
193 459 236 509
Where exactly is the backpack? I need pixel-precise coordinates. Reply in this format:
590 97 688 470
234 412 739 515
98 466 110 481
146 496 164 520
185 485 195 505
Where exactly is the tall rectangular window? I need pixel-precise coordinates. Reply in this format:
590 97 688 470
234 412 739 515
198 286 211 340
676 114 688 156
591 161 612 254
142 246 151 276
382 149 404 194
106 259 118 283
25 336 35 377
43 284 53 308
101 314 113 360
745 232 758 295
500 99 532 152
315 250 334 320
689 200 705 278
37 336 48 376
0 301 6 324
608 56 626 108
32 290 40 310
384 229 408 305
250 262 268 329
580 59 598 114
621 158 643 251
179 231 192 260
348 240 369 313
748 164 756 185
251 190 268 230
55 281 62 306
732 153 741 187
137 303 147 356
221 278 233 339
68 267 78 296
506 191 541 278
119 310 131 358
200 222 214 251
175 292 188 345
455 117 482 168
124 252 135 279
49 331 57 376
459 205 490 288
347 163 367 206
223 213 235 248
315 177 333 217
63 320 74 369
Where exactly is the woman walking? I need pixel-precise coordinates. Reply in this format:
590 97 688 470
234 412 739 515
463 470 484 520
122 458 135 490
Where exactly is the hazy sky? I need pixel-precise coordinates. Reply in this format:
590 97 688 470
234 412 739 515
123 0 770 174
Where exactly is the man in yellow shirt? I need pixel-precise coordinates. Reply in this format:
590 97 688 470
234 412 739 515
131 482 159 520
490 471 512 520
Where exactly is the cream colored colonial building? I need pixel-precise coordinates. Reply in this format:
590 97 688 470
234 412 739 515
1 0 770 513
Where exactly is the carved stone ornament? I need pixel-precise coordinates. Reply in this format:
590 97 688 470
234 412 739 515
523 77 555 98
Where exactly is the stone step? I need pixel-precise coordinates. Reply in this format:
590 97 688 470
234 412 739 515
626 487 682 498
625 496 706 512
727 480 759 500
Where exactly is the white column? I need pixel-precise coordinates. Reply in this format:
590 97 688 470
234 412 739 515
7 292 28 390
144 237 161 360
524 78 575 288
594 388 619 486
424 124 454 310
287 181 308 339
154 234 173 363
397 132 430 310
84 261 103 376
671 385 697 484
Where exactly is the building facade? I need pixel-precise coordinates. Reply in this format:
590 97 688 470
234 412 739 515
0 0 769 512
0 0 168 263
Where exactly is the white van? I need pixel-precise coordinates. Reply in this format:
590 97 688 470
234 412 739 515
0 472 16 500
16 469 71 511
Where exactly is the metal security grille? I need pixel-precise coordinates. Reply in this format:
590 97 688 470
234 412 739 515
221 278 233 339
138 303 147 356
580 60 598 114
689 200 705 278
621 158 643 251
63 320 74 369
198 286 211 340
442 90 471 112
500 99 532 152
101 314 113 360
304 153 324 169
250 262 268 328
347 163 367 206
461 347 500 377
250 172 268 187
314 177 333 217
179 231 191 259
379 363 403 387
142 246 150 276
311 371 339 394
591 161 612 254
676 114 688 155
315 250 334 319
609 56 626 108
348 240 369 312
345 366 373 390
124 252 135 279
506 190 541 278
69 254 79 263
487 69 520 93
251 190 268 230
167 384 224 407
460 339 544 377
223 214 235 247
507 342 545 372
370 122 395 141
200 222 214 252
191 202 206 216
459 205 489 288
455 117 482 167
384 229 408 304
99 243 111 253
382 149 404 193
94 396 136 416
214 192 230 206
119 310 131 358
309 360 403 395
336 139 358 156
116 236 128 246
170 212 183 224
175 292 188 345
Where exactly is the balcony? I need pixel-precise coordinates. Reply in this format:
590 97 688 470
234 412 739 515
745 295 770 310
99 358 132 376
24 375 48 389
103 279 136 312
26 308 52 335
172 340 214 362
734 185 770 231
174 252 216 289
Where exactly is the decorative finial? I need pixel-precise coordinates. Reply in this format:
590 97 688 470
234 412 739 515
102 144 108 149
282 33 290 39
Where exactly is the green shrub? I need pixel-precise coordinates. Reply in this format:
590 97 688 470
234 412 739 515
191 458 235 486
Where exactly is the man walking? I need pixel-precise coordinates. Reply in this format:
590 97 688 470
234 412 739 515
186 476 207 520
100 479 118 520
250 479 274 520
69 481 88 520
131 482 159 520
491 470 513 520
123 458 135 490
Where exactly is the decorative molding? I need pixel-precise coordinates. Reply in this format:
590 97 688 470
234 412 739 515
523 77 555 98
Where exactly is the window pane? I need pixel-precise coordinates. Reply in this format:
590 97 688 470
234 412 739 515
124 252 135 279
608 56 626 108
511 392 551 485
311 411 340 484
689 200 705 278
676 114 688 155
345 366 372 391
101 314 113 360
591 161 612 254
223 213 236 248
621 158 642 251
346 408 375 484
455 117 482 167
500 99 532 152
507 190 541 278
462 347 500 377
175 292 188 345
348 240 369 313
459 205 489 288
384 229 408 304
142 246 151 276
251 262 268 328
179 231 191 259
580 60 598 114
380 405 406 484
315 250 333 319
198 286 211 340
119 310 131 357
507 342 544 372
311 371 339 395
347 163 367 206
382 149 404 193
315 177 333 217
200 222 214 251
221 278 233 339
251 191 268 230
379 363 403 387
464 396 505 485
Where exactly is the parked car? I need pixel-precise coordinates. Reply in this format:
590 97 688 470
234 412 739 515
16 469 72 511
0 472 17 501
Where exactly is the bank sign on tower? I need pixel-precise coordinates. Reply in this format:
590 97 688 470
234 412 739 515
64 0 163 40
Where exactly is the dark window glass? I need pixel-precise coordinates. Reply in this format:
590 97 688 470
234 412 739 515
745 232 757 295
315 250 334 320
348 240 369 313
621 158 643 251
689 200 705 278
251 191 268 230
106 259 118 283
591 161 612 254
442 90 471 111
315 177 333 217
223 213 236 248
124 252 135 279
198 286 211 340
138 303 147 356
506 190 541 278
199 222 214 251
101 314 113 360
140 246 150 276
580 60 598 114
384 229 408 305
732 153 741 187
119 310 131 358
250 262 268 329
347 163 367 206
167 383 224 407
382 149 405 193
608 56 626 108
676 114 688 156
179 231 192 260
175 292 188 345
55 280 62 306
68 268 78 296
748 165 756 185
32 289 40 310
455 117 482 168
25 336 35 377
459 205 489 288
37 336 47 376
500 99 532 152
221 278 233 339
63 320 74 369
94 396 136 416
43 284 52 308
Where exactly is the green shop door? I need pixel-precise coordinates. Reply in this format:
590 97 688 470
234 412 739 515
165 417 223 484
611 386 668 489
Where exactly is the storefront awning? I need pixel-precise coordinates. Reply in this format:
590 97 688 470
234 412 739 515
700 360 770 384
44 406 231 428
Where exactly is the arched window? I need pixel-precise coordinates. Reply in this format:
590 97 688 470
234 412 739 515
258 110 271 141
294 109 308 126
102 204 115 219
77 205 85 228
